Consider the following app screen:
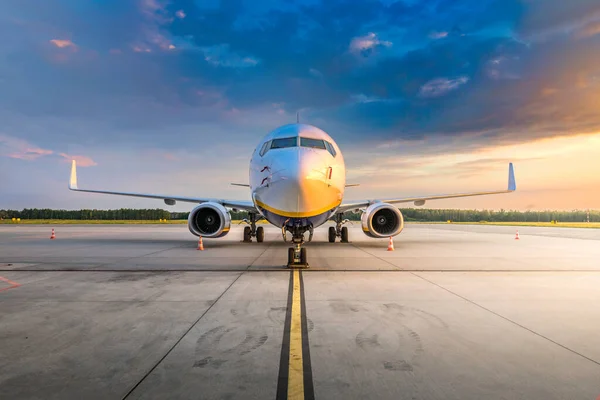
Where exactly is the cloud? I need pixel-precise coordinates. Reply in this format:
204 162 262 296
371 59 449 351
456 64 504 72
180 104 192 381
575 20 600 39
2 0 600 171
58 153 97 167
139 0 169 21
309 68 323 78
0 134 53 160
175 10 186 19
132 45 152 53
429 31 448 39
49 39 76 49
349 32 392 54
200 44 260 68
418 76 469 98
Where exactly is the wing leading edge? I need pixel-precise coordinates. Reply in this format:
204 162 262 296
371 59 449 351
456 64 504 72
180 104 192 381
337 162 516 213
68 160 257 212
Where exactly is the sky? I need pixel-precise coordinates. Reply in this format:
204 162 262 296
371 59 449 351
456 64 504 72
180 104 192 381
1 0 600 212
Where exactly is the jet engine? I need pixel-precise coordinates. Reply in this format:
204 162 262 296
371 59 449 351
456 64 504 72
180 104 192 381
361 203 404 238
188 202 231 238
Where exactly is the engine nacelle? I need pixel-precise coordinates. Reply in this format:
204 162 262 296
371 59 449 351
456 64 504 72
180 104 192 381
361 203 404 238
188 202 231 238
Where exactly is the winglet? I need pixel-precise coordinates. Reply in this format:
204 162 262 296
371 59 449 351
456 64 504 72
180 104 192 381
508 162 516 191
69 160 78 190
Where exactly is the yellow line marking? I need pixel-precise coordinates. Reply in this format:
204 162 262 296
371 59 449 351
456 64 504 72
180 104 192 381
288 270 304 399
255 199 341 218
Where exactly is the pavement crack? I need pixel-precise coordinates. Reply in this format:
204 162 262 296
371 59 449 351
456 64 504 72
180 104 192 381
120 271 245 400
410 271 600 368
247 243 274 269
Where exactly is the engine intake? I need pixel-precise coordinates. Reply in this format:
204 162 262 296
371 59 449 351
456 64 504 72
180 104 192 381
188 202 231 238
361 203 404 238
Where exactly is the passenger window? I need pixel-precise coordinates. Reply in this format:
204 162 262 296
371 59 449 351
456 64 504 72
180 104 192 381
300 137 326 150
259 141 270 156
325 141 337 157
270 137 298 149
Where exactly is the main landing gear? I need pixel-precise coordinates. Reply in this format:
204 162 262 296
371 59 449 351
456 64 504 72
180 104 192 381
241 213 264 243
328 213 350 243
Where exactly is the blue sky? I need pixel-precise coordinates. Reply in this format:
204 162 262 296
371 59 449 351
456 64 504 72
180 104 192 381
1 0 600 211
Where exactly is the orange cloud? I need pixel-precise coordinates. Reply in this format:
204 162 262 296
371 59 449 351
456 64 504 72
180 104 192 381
346 132 600 210
0 134 53 160
575 21 600 39
541 87 558 96
8 148 53 160
59 153 97 167
50 39 76 49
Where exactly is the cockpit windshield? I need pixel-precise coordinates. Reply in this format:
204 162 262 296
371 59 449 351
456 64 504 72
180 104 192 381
300 137 326 150
260 136 337 157
270 137 298 149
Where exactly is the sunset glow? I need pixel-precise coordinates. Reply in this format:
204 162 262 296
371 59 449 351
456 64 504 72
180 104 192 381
1 1 599 210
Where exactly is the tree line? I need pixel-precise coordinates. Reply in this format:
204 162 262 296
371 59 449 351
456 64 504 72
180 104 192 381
1 208 598 222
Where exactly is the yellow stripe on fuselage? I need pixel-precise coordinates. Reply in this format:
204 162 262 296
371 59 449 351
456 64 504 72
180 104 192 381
255 199 341 218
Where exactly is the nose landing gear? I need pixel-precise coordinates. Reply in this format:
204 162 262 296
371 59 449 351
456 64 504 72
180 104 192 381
287 239 308 268
286 224 310 268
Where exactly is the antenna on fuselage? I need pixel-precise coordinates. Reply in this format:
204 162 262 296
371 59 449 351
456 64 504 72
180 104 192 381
296 111 300 123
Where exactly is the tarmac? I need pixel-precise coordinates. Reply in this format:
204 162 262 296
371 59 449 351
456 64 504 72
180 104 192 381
1 223 599 400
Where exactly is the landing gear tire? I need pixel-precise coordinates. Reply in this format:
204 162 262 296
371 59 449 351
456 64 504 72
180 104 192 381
288 248 295 265
256 226 264 243
328 226 336 243
341 226 349 243
300 248 307 264
243 226 252 242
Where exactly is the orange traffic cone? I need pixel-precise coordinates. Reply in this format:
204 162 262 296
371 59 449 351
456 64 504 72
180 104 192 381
50 228 56 240
387 236 394 251
197 236 204 251
515 230 520 240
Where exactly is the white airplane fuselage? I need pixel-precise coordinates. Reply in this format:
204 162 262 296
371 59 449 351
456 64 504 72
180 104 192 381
249 123 346 229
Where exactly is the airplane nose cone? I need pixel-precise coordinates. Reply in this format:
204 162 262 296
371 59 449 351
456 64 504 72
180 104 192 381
254 147 342 219
295 148 329 212
273 148 340 216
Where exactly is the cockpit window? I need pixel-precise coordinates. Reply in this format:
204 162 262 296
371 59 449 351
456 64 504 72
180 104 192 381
270 137 298 149
259 141 270 156
325 141 337 157
300 137 326 150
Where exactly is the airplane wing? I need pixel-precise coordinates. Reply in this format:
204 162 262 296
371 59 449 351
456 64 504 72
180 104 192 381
68 160 258 212
336 162 516 214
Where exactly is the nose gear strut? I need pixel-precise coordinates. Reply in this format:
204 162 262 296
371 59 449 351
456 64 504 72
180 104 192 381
285 222 312 268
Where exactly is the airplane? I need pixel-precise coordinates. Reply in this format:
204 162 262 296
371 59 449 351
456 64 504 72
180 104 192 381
69 122 516 267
